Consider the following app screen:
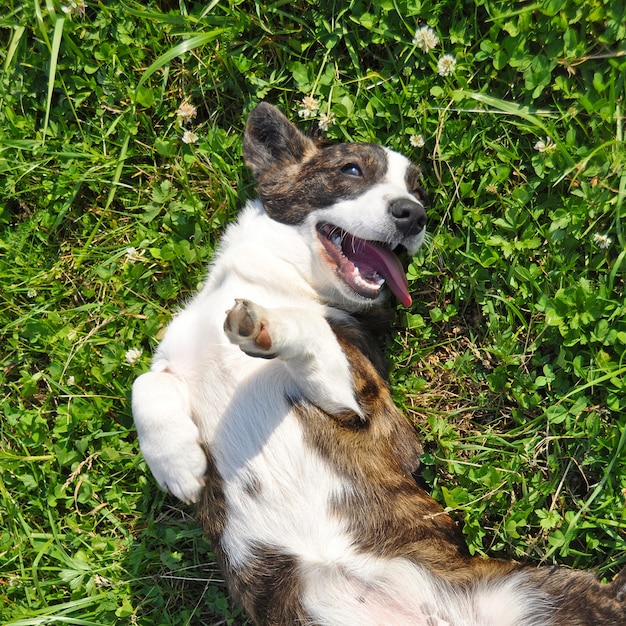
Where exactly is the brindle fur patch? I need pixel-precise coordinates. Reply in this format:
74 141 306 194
520 566 626 625
196 448 227 541
294 316 473 574
405 163 428 205
226 546 309 625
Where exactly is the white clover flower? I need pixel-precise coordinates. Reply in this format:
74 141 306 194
298 95 320 119
412 26 439 53
437 54 456 77
61 0 86 16
182 130 199 144
534 137 556 152
486 183 498 194
26 289 37 299
124 247 145 263
534 137 557 152
125 348 143 365
67 375 75 386
592 233 612 249
176 102 197 125
318 111 336 131
409 134 425 148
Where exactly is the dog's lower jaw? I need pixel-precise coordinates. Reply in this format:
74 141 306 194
310 245 395 314
313 219 419 308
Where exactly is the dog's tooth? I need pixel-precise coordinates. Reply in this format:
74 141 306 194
351 270 383 293
331 234 342 247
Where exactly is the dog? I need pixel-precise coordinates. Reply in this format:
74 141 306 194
132 102 625 625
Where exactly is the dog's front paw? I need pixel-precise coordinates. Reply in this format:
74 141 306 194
133 371 208 504
155 443 208 504
139 429 208 504
224 299 274 357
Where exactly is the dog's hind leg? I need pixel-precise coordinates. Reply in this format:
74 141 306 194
224 299 362 417
132 369 207 503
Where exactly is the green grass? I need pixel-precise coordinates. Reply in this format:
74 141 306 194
1 0 625 623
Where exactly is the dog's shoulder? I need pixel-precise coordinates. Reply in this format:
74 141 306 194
312 307 423 475
325 306 395 379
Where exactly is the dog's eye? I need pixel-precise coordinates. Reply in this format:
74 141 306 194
341 163 363 177
412 186 427 203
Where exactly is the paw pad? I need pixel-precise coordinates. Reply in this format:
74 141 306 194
225 299 273 353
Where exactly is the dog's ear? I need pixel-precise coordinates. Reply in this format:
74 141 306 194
243 102 316 180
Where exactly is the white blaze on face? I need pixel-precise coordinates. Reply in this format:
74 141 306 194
384 148 415 191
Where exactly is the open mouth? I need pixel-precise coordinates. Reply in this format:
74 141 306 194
316 223 412 306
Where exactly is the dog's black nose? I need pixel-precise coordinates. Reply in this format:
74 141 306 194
389 198 427 236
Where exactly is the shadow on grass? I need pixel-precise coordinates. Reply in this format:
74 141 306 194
128 485 249 626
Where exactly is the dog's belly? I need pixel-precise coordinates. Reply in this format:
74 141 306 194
199 377 353 569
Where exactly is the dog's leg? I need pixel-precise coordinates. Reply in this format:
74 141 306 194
224 299 362 417
132 368 207 503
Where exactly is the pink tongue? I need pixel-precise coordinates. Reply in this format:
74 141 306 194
344 236 412 307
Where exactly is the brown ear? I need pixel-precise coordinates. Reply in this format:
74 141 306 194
243 102 316 181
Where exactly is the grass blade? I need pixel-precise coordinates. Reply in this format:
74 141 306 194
2 25 26 73
5 593 113 625
135 30 228 93
42 17 65 144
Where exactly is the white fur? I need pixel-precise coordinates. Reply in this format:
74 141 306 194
303 560 553 626
133 200 358 504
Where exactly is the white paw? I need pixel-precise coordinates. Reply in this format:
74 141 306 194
224 299 275 357
150 443 207 504
133 371 207 504
142 434 208 504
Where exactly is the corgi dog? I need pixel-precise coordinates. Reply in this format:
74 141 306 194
132 102 625 625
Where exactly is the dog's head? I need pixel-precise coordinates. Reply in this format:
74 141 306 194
243 102 427 309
